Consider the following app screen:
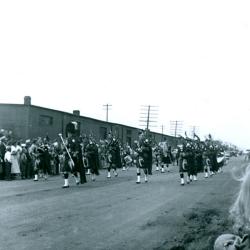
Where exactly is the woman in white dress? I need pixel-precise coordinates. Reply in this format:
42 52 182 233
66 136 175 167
11 142 21 177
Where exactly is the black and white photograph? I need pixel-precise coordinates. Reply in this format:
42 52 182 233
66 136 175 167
0 1 250 249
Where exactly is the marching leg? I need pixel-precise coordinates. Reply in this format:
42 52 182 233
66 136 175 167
155 158 159 171
107 165 111 178
136 168 141 184
91 173 96 181
62 173 69 188
33 168 38 181
180 173 185 186
204 168 209 178
33 174 38 181
107 171 111 178
189 175 193 182
73 172 80 185
144 169 148 183
166 164 170 172
43 168 48 180
161 164 165 173
113 168 118 177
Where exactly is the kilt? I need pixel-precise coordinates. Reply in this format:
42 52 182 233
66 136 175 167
139 157 151 170
162 155 171 164
62 159 73 173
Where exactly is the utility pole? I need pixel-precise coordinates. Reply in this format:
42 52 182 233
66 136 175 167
139 105 158 130
161 124 165 141
170 120 183 137
189 125 198 138
103 104 112 122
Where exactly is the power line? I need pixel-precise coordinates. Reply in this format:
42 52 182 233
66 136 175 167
139 105 159 130
160 124 166 140
102 104 112 122
170 120 183 137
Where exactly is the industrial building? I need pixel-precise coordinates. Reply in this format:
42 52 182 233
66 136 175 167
0 96 178 145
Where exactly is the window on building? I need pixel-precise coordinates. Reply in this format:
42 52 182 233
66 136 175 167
127 129 132 135
39 115 53 126
100 127 108 140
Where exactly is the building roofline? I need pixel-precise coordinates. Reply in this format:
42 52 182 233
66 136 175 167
0 103 140 131
0 102 175 138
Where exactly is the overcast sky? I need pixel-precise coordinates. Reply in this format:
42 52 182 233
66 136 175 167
0 1 250 149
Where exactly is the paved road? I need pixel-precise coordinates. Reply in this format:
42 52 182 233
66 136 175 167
0 157 243 250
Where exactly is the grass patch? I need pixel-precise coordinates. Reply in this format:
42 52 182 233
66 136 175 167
174 208 232 250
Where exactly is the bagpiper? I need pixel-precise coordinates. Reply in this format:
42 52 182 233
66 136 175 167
60 121 86 188
85 137 100 181
106 134 121 178
136 138 152 184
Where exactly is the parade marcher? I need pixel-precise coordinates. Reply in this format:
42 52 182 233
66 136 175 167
153 144 161 171
177 140 190 186
204 134 218 176
182 132 196 183
85 138 100 181
34 145 49 181
193 143 203 181
190 134 204 181
136 138 152 184
61 121 87 188
106 134 121 178
81 135 91 175
41 144 51 180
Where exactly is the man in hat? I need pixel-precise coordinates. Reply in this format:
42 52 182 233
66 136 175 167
85 137 100 181
106 135 121 178
62 121 86 188
136 138 152 184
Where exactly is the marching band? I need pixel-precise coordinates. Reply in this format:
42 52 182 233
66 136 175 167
0 124 230 188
